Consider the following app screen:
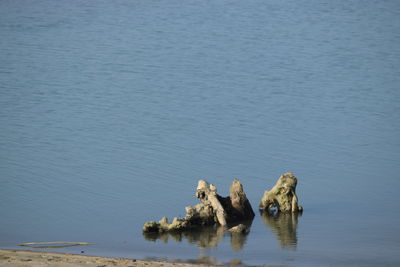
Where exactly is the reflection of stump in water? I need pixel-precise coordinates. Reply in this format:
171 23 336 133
143 221 252 251
143 225 224 248
260 211 300 250
183 225 224 248
228 221 252 251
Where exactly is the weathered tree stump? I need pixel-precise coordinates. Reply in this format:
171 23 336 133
259 172 303 213
143 179 255 233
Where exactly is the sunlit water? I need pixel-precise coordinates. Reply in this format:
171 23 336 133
1 0 400 266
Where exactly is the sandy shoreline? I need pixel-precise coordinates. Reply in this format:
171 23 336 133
0 249 226 267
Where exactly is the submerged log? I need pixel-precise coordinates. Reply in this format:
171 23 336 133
259 172 303 213
228 223 251 251
228 223 250 234
143 179 255 233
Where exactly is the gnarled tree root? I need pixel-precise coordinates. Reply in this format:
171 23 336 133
259 172 303 213
143 179 255 233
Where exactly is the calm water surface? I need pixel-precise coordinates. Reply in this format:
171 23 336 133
1 0 400 266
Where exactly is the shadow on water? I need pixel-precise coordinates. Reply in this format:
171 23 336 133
260 210 301 250
143 220 253 251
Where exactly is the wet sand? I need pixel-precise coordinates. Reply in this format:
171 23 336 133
0 249 224 267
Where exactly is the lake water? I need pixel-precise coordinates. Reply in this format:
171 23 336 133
1 0 400 266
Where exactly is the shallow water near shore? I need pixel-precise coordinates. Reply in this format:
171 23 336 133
1 0 400 266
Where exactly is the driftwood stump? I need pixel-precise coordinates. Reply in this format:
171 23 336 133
143 179 255 233
197 179 255 225
259 172 303 213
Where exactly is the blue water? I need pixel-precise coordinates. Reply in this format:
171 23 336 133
1 0 400 266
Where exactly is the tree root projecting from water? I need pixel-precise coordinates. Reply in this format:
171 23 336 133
259 172 303 213
143 179 255 233
18 242 94 249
